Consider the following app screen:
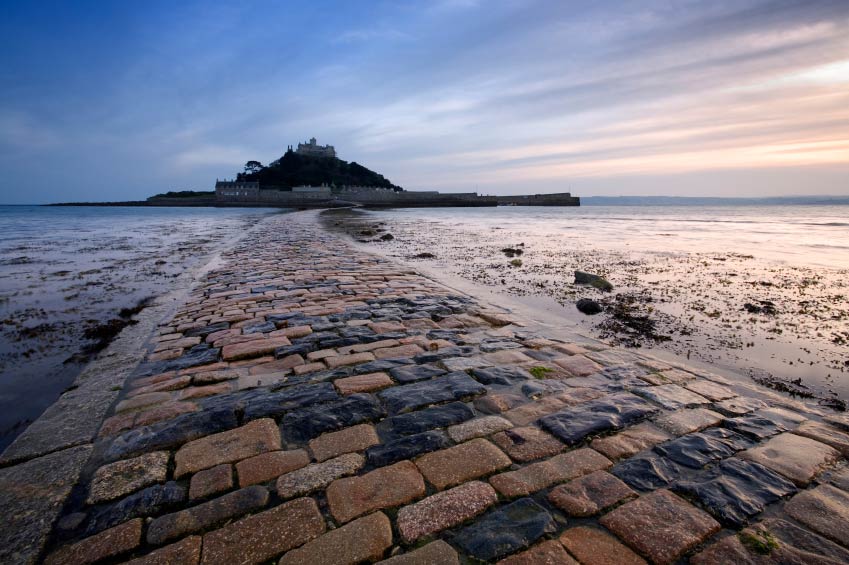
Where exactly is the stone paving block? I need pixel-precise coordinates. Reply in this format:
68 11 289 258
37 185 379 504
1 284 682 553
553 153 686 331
277 453 365 498
326 351 376 368
377 540 459 565
548 470 637 516
502 397 567 426
497 540 577 565
222 336 291 361
123 535 201 565
174 418 280 477
278 511 393 565
484 349 535 365
599 489 721 565
714 396 768 416
45 518 142 565
200 497 325 565
189 464 233 500
739 432 839 486
684 379 737 401
327 460 426 523
373 343 425 359
672 457 797 526
236 449 310 486
309 424 380 462
539 392 658 446
83 481 187 536
454 498 555 562
491 426 565 462
793 420 849 455
448 415 513 442
377 401 474 441
378 372 486 414
415 438 512 489
591 422 672 460
559 526 647 565
612 455 683 491
471 366 531 386
389 363 446 383
87 451 169 504
280 393 385 443
654 427 753 468
116 392 172 413
785 484 849 547
397 481 498 542
639 368 695 385
489 448 612 497
634 384 710 410
722 414 787 440
333 371 393 394
366 430 451 467
241 381 339 421
654 408 723 436
293 361 327 375
552 355 602 377
147 485 269 545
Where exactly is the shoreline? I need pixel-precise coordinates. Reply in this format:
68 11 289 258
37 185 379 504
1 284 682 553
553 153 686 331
329 206 849 407
2 209 848 564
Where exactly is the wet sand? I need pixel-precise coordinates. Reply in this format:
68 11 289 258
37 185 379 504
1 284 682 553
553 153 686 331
0 206 272 450
326 207 849 408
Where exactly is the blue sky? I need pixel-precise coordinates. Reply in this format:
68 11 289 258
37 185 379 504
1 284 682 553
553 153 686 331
1 0 847 203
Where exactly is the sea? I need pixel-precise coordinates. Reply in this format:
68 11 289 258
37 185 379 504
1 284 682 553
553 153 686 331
1 203 848 451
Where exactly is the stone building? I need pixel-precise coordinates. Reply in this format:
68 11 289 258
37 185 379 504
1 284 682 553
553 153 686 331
295 137 337 158
215 180 259 198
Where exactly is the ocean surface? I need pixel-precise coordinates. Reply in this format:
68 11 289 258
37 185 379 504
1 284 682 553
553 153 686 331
359 204 849 403
0 206 272 451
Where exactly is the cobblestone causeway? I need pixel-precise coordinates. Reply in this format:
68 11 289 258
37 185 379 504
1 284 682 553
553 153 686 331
18 210 849 563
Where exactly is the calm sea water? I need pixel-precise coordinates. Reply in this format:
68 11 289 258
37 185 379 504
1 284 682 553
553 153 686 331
0 206 272 451
374 204 849 269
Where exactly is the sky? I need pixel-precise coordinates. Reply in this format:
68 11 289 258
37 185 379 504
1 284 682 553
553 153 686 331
0 0 848 203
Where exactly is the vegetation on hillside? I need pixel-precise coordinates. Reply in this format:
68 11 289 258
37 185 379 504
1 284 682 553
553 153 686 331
236 150 402 191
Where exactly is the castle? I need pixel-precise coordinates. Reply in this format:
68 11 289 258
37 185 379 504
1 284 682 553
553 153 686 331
293 137 337 158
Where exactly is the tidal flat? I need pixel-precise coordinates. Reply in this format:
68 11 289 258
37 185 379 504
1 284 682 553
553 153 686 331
0 206 271 450
329 205 849 407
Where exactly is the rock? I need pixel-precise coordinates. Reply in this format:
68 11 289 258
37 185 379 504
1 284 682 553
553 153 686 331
454 498 556 562
122 536 201 565
448 415 513 442
105 408 238 462
739 432 839 486
278 511 393 565
276 453 364 498
87 451 170 504
174 418 280 477
793 420 849 455
599 489 721 565
654 427 753 469
45 518 142 565
559 527 647 565
240 382 340 421
378 540 459 564
141 344 221 375
189 464 234 500
366 430 451 467
539 392 658 445
591 422 672 460
576 298 603 315
397 481 498 542
414 438 512 489
380 233 395 241
412 253 436 259
236 450 310 486
784 484 849 547
491 426 565 462
489 448 612 497
672 457 797 526
612 455 683 491
184 322 230 338
389 363 446 383
378 372 486 414
574 270 613 292
308 424 380 462
633 383 710 410
85 482 187 535
326 461 426 523
199 497 325 565
471 366 531 386
548 470 637 516
147 486 269 545
722 415 787 440
498 540 577 565
377 402 474 441
280 393 385 443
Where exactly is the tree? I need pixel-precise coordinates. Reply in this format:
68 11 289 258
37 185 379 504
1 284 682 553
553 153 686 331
244 160 263 174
